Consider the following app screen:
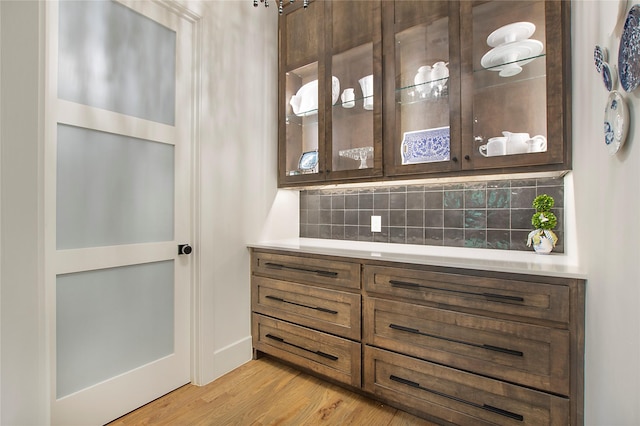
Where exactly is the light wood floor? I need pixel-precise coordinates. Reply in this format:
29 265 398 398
109 356 438 426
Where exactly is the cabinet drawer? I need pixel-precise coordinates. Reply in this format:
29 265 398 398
363 265 570 323
252 314 361 388
363 298 570 394
252 276 361 340
253 251 361 290
364 346 569 425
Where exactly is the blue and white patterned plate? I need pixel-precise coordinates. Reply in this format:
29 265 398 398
602 61 617 91
298 150 318 172
604 91 629 155
594 45 607 73
401 126 450 165
619 5 640 92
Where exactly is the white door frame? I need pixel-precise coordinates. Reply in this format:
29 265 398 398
43 0 204 423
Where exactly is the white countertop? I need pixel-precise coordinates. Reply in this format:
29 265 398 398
248 238 587 279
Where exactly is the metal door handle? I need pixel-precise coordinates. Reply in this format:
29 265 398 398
178 244 192 255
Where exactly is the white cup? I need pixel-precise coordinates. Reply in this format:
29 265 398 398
359 74 374 110
504 132 531 155
341 88 355 108
479 137 507 157
526 135 548 153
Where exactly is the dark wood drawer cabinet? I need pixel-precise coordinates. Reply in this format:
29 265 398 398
363 297 570 394
252 250 361 290
364 346 570 425
363 264 570 324
252 275 361 340
362 262 584 425
250 248 585 425
252 314 361 387
251 249 362 387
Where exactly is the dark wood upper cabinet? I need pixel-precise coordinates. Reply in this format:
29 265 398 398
382 1 461 177
279 1 324 187
278 0 382 187
278 0 571 187
459 0 571 173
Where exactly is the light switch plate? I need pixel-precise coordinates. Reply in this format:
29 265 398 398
371 215 381 232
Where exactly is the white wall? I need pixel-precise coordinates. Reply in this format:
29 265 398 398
0 1 48 425
191 0 298 383
572 1 640 424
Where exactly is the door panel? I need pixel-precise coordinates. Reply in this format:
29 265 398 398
57 0 176 125
48 1 196 424
56 124 175 249
56 261 175 398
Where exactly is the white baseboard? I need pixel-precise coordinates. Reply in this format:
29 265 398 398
196 335 253 386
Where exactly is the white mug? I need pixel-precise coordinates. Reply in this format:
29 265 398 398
504 132 531 155
479 136 507 157
341 88 355 108
526 135 548 153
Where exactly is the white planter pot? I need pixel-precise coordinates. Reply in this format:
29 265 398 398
533 237 554 254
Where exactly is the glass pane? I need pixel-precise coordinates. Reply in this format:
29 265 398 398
57 124 174 250
56 261 174 398
396 18 450 166
285 62 319 177
332 43 374 172
472 1 547 159
58 0 176 125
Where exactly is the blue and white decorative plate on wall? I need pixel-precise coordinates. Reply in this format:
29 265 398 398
602 62 617 91
594 45 607 73
619 4 640 92
604 91 629 155
401 126 450 165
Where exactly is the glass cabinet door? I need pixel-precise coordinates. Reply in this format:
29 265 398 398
279 1 325 186
331 43 374 172
383 1 460 177
461 0 569 171
284 63 320 177
327 0 382 180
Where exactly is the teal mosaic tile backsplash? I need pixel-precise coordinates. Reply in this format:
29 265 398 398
299 176 564 252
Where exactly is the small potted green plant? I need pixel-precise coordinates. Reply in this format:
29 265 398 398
527 194 558 254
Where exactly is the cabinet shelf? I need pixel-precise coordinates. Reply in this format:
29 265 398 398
475 52 545 72
396 84 449 105
474 52 546 77
474 72 546 92
331 100 374 118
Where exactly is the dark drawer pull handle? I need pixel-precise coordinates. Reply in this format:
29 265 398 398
388 280 524 304
389 323 523 357
482 293 524 302
264 262 339 278
389 280 421 289
265 333 339 361
265 295 338 315
483 404 525 421
389 375 523 422
482 344 524 357
389 323 420 334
